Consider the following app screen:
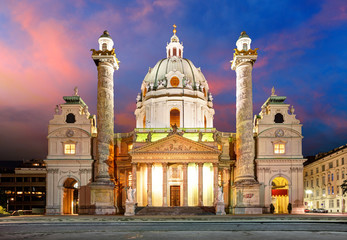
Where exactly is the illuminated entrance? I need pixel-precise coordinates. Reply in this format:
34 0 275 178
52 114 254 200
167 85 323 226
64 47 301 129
170 186 180 206
63 178 79 214
271 177 289 214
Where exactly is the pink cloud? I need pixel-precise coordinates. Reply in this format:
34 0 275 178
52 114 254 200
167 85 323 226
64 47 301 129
205 72 235 95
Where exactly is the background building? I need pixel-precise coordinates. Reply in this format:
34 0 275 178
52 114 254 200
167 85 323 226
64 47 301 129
304 144 347 213
0 159 46 213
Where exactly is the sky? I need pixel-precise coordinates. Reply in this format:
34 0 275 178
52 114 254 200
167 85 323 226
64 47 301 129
0 0 346 161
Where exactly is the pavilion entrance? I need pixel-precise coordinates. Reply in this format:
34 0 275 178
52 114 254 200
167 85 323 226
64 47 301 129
63 178 79 214
271 177 289 214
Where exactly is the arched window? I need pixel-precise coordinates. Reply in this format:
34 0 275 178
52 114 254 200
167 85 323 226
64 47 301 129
143 115 146 128
170 76 179 87
173 48 177 56
66 113 76 123
274 113 284 123
102 43 107 51
243 43 248 51
204 116 207 128
170 109 180 127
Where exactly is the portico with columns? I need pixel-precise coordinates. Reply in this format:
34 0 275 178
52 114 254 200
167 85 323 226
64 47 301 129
129 134 221 207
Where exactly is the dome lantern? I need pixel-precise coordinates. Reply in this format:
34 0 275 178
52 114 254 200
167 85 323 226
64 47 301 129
98 30 114 51
166 24 184 58
236 31 252 51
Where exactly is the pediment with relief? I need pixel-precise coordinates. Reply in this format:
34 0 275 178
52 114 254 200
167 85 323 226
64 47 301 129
131 134 220 154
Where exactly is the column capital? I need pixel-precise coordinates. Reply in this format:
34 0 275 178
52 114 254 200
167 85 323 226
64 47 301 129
182 162 188 168
162 162 168 167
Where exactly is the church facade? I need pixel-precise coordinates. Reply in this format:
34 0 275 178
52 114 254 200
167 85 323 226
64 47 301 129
44 28 305 215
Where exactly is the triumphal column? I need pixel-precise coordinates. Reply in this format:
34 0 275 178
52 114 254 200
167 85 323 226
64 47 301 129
90 30 120 214
231 31 262 214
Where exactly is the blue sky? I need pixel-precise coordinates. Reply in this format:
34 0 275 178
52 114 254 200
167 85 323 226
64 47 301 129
0 0 346 160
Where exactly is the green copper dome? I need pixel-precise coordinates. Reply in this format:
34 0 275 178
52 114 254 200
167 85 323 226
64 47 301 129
99 30 111 39
238 31 250 39
143 57 208 90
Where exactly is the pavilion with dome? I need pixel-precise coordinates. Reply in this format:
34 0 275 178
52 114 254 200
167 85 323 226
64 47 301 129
44 26 305 215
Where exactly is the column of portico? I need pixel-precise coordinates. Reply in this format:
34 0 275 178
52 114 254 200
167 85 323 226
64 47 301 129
182 163 188 206
131 163 137 203
162 163 168 207
213 163 218 203
147 163 152 206
198 163 204 206
223 168 229 205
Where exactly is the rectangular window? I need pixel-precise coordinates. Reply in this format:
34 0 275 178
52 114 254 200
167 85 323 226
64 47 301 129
337 199 340 208
332 173 334 181
316 167 319 174
332 186 334 194
305 172 308 177
316 189 319 197
329 199 334 208
343 171 345 179
336 159 339 167
316 178 319 186
342 158 344 165
328 187 330 195
64 144 76 154
322 188 326 195
337 187 339 195
311 180 313 188
274 143 285 154
329 162 333 168
311 169 313 175
322 165 325 171
337 172 339 180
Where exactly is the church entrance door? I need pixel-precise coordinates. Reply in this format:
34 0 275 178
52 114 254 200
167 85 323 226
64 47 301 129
63 178 79 214
170 186 180 206
271 177 289 214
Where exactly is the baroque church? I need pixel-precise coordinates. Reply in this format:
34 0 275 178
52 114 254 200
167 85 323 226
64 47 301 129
44 27 305 215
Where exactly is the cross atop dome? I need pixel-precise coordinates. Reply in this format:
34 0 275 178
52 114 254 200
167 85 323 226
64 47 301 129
167 24 184 58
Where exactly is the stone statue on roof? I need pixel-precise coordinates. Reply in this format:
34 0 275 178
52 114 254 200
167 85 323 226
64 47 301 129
74 86 79 96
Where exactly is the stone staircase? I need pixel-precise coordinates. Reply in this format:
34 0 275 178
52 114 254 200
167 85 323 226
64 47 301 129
136 206 215 216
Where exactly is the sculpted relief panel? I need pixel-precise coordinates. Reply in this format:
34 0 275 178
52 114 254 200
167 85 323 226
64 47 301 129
235 62 255 181
96 62 115 179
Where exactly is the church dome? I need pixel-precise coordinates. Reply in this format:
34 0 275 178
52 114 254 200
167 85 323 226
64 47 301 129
142 57 208 91
135 26 215 130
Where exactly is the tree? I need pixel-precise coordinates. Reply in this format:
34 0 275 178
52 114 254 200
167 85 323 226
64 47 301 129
341 179 347 196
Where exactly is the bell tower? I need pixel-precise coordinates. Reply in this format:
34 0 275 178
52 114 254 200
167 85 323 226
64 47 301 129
90 30 120 214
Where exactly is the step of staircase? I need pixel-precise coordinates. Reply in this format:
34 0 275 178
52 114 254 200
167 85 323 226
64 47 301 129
136 206 215 216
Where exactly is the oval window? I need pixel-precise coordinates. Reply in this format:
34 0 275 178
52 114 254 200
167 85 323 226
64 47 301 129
170 77 179 87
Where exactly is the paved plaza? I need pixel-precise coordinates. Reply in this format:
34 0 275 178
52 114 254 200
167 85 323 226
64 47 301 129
0 214 346 240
